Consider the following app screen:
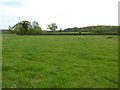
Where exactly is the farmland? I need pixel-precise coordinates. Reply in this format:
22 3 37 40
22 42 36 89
2 34 118 88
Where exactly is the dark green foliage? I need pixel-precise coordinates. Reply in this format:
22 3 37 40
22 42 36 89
9 20 118 35
9 20 42 35
13 20 32 35
30 28 43 35
91 26 118 34
64 26 118 35
47 23 58 31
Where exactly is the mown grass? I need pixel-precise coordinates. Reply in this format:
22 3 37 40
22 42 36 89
2 34 118 88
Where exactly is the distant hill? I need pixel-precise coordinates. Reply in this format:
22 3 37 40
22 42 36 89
64 25 118 32
63 25 118 34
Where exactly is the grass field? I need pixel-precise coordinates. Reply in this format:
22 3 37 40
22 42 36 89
2 34 118 88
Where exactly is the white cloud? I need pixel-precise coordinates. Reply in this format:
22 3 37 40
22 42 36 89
0 0 119 29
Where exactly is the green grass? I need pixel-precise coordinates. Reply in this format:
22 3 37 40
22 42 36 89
2 34 118 88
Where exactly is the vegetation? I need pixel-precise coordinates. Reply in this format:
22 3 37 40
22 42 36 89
2 34 118 88
6 20 118 35
9 20 42 35
47 23 58 31
2 20 119 88
64 26 118 35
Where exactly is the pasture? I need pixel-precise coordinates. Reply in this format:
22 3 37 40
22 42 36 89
2 34 118 88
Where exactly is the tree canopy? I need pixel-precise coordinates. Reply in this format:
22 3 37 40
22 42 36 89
47 23 58 31
9 20 42 35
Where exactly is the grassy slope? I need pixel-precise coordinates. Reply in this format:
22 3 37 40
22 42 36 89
2 34 118 88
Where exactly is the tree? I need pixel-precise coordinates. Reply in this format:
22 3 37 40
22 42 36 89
8 26 14 34
12 20 32 35
47 23 58 31
10 20 43 35
32 21 40 28
31 21 42 35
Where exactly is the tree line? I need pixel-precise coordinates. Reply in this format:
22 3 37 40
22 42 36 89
64 26 118 34
8 20 119 35
9 20 42 35
9 20 58 35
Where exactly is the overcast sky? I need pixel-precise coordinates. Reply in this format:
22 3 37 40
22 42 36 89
0 0 119 30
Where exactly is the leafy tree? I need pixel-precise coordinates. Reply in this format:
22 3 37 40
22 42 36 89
32 21 40 28
10 20 43 35
12 20 32 35
32 21 42 35
47 23 58 31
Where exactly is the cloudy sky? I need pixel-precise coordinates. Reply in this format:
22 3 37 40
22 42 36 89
0 0 119 30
